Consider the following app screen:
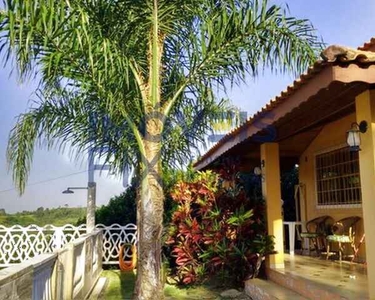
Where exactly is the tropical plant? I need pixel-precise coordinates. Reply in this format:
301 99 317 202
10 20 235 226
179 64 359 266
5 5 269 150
166 168 274 286
1 0 321 298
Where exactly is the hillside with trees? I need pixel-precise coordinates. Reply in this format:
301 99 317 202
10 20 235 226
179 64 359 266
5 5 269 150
0 206 86 226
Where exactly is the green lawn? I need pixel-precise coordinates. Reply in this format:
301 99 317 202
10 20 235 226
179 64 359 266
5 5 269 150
100 270 136 299
100 270 220 300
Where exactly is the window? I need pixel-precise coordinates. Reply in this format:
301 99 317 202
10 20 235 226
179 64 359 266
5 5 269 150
316 147 361 206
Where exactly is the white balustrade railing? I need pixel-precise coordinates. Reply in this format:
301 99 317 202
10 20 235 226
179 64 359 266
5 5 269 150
97 223 137 264
0 230 103 300
0 223 136 267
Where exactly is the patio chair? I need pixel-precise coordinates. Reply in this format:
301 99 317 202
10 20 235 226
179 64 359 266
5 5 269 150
326 216 362 262
300 215 333 256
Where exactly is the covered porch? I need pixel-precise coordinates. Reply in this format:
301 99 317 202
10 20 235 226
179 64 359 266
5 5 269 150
280 255 367 299
194 42 375 299
246 254 368 300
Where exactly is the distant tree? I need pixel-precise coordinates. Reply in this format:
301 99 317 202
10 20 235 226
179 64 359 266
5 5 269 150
77 185 137 226
0 209 6 216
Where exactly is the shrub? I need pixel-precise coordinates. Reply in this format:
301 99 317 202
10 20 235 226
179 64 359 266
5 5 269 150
165 167 274 286
76 168 188 226
76 185 137 226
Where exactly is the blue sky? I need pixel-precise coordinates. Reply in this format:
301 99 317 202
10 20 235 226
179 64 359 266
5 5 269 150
1 0 375 213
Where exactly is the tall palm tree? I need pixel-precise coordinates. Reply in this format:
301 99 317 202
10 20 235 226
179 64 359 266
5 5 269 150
0 0 321 298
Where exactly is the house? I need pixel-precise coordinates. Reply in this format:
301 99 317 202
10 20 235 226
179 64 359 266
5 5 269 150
196 111 248 159
194 39 375 300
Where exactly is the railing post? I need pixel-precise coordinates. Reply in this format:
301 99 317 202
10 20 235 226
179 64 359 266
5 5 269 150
55 243 74 300
83 234 92 298
32 254 57 300
98 230 103 272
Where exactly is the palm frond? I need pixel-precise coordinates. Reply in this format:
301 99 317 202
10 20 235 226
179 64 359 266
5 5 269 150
1 0 322 192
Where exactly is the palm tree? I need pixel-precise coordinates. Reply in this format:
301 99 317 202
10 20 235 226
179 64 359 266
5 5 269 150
0 0 321 298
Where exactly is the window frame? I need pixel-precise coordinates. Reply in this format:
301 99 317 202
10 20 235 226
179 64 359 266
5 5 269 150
314 144 362 209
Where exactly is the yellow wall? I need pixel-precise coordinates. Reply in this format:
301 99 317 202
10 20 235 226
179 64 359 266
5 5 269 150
299 113 365 260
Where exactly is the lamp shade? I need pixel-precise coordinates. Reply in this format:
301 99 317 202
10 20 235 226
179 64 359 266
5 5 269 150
62 188 74 194
347 127 361 152
254 167 262 176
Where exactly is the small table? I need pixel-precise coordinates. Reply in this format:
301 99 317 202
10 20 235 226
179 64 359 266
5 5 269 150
283 221 306 255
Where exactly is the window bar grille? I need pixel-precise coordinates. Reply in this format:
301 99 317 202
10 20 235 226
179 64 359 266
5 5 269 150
316 147 361 207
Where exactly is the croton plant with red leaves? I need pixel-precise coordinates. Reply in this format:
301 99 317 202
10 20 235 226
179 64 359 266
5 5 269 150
165 163 274 286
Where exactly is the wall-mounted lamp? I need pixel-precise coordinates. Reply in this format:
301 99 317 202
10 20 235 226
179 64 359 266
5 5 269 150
254 166 262 176
347 121 368 152
254 166 265 182
254 160 266 181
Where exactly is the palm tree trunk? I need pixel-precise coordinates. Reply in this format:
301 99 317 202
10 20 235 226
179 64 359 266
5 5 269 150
134 120 164 300
134 1 164 295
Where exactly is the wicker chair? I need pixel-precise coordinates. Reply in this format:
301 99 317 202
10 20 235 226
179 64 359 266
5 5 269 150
326 216 362 261
300 215 333 256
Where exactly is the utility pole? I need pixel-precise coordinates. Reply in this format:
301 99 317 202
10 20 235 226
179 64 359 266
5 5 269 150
87 149 97 233
86 181 96 233
63 147 131 233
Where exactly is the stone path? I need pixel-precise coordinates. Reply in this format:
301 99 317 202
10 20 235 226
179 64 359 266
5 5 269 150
164 288 252 300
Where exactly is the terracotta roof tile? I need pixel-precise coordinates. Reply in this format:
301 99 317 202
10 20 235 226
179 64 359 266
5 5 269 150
322 45 375 62
194 60 327 167
194 43 375 169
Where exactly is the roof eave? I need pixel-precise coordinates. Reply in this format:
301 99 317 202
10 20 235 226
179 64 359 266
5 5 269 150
194 45 375 170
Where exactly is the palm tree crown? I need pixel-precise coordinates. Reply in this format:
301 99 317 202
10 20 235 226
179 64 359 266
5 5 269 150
1 0 321 298
1 0 321 192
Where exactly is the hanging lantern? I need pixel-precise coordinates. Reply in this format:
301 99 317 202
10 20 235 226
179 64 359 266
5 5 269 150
347 121 368 152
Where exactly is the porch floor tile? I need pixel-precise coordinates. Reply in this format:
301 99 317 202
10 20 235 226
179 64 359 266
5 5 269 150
279 254 368 299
